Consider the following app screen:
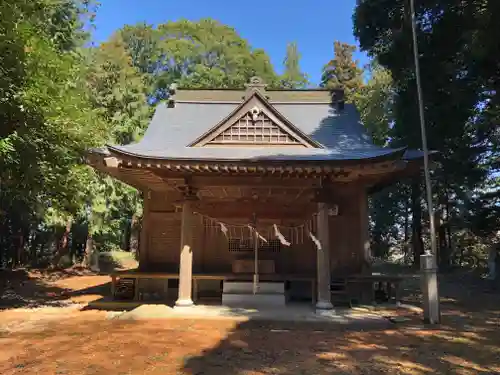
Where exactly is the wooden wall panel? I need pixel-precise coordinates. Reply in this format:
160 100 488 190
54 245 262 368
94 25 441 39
202 217 247 273
147 212 181 270
328 185 368 275
142 186 369 276
150 191 181 212
278 218 316 275
191 213 204 272
139 191 150 269
194 216 317 275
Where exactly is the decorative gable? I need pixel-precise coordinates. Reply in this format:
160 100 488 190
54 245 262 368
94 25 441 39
208 109 303 145
189 90 321 148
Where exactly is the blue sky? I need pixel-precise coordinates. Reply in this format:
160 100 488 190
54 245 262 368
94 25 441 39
92 0 369 84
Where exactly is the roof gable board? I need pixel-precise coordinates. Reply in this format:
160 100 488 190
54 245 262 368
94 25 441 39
189 91 323 148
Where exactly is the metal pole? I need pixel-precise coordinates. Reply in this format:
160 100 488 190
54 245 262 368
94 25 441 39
252 214 259 295
253 229 259 294
410 0 440 324
409 0 437 258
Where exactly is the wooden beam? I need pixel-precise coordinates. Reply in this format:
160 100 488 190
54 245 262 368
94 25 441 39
190 202 316 219
103 157 120 168
92 164 163 192
187 176 320 189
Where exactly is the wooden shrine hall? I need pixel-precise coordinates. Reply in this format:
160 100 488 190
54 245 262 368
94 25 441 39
87 77 426 309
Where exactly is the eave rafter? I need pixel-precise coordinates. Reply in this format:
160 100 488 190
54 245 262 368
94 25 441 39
104 155 402 177
89 153 408 194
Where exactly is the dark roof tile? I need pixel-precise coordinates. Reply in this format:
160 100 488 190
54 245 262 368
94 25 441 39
107 101 417 162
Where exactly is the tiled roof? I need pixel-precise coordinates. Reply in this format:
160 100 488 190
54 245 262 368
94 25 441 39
107 101 418 162
173 88 335 103
101 83 427 163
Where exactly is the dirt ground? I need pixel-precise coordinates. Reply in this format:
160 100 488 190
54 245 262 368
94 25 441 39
1 268 499 375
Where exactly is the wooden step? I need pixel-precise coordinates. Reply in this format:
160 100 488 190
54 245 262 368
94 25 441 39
222 293 286 307
223 281 285 294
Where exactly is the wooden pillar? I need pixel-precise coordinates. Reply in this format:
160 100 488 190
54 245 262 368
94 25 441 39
175 196 196 307
316 200 334 310
139 190 150 270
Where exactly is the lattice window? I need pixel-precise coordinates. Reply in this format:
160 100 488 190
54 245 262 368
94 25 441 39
228 239 252 253
228 238 281 253
259 239 281 254
209 112 302 145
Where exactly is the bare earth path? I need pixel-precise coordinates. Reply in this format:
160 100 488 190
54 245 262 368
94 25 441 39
1 268 499 375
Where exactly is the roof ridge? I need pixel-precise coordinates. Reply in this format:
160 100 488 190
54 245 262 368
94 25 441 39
175 87 333 92
173 100 335 105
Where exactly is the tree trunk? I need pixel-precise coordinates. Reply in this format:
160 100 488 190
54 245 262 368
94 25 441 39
445 188 453 267
29 228 39 266
52 217 73 267
16 240 21 268
83 234 94 268
123 219 131 251
14 228 24 268
404 199 409 243
129 214 139 255
437 211 448 269
411 179 424 268
437 184 453 270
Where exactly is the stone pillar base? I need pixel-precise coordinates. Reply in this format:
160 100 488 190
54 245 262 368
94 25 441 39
316 300 334 310
175 298 194 308
316 308 337 318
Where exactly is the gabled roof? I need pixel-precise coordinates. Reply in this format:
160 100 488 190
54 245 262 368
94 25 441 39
102 78 422 163
189 90 322 148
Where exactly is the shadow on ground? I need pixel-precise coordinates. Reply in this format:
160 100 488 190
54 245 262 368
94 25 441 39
1 267 499 374
1 301 498 375
181 274 500 375
0 268 110 309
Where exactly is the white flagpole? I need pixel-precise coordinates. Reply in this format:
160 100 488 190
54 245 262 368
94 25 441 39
410 0 437 258
252 214 259 295
410 0 440 323
253 228 259 295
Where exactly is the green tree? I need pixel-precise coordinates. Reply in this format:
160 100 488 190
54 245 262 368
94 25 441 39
353 63 393 146
279 42 309 89
123 19 280 99
354 0 499 268
0 0 106 266
85 31 153 257
75 18 281 261
321 41 364 101
352 62 408 260
87 34 152 145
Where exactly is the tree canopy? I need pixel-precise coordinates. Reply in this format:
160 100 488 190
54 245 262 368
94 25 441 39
279 42 309 89
0 6 311 267
321 41 364 101
354 0 500 267
1 0 498 272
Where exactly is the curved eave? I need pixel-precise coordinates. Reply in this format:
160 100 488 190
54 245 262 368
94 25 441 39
105 145 408 167
369 151 440 194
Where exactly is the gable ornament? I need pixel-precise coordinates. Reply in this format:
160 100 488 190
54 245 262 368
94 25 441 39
245 76 267 97
249 106 261 121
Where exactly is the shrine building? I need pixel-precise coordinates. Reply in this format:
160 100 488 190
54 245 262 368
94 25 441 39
87 77 426 309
